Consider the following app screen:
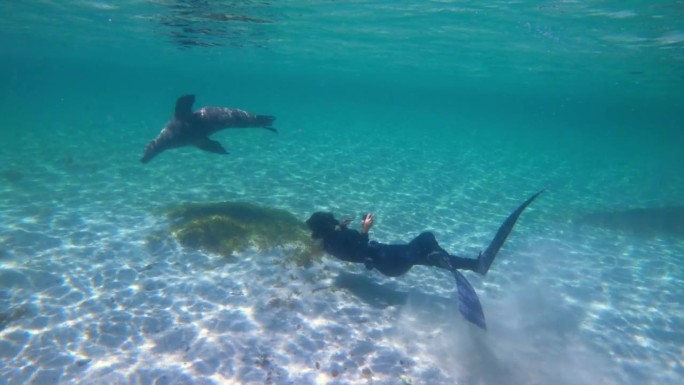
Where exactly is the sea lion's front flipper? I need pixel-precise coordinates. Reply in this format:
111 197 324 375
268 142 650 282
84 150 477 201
175 95 195 120
196 138 229 155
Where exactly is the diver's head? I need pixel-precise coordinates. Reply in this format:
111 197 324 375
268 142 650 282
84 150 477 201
306 212 339 239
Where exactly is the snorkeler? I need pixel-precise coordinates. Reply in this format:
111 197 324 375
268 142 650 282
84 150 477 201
306 189 544 330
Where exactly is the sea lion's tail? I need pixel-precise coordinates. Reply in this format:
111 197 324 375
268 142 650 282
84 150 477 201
256 115 277 133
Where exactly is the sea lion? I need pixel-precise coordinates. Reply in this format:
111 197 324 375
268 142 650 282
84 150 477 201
140 94 276 163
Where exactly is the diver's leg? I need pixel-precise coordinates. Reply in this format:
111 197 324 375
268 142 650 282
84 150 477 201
409 233 487 328
423 252 479 272
410 232 479 271
449 255 479 271
366 242 415 277
411 232 448 267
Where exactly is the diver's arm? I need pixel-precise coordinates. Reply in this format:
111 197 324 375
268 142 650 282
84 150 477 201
359 214 374 270
361 213 374 234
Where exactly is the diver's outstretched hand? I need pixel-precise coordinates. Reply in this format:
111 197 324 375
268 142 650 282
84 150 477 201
477 189 545 276
361 213 374 234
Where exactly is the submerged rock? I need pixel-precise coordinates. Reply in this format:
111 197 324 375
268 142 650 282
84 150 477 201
164 201 320 266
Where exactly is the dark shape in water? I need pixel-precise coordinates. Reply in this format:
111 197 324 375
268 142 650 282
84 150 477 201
140 94 276 163
334 272 410 308
204 13 272 24
2 169 23 183
575 206 684 237
174 37 224 49
0 305 32 332
159 1 275 49
164 201 318 266
75 359 91 368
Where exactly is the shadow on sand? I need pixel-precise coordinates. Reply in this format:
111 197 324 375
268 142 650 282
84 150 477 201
333 271 456 310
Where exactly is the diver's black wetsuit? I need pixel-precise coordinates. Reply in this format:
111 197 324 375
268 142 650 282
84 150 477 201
307 189 544 330
321 227 479 277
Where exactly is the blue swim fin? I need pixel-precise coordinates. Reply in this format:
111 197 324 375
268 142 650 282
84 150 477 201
452 269 486 330
451 189 545 329
478 189 545 275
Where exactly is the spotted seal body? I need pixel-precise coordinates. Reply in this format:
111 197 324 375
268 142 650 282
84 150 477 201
140 94 276 163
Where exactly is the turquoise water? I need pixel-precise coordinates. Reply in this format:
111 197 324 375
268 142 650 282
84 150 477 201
1 1 683 384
